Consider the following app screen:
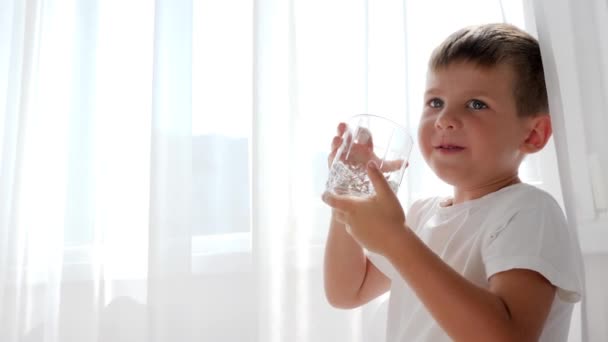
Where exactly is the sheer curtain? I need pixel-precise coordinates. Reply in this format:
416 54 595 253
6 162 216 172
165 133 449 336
529 0 608 341
0 0 572 341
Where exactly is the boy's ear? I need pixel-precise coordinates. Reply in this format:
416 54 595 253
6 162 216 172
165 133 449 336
520 114 552 154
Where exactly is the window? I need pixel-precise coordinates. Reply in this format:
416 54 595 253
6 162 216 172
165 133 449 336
54 0 553 261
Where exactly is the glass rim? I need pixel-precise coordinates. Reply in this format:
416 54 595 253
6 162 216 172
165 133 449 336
349 113 413 140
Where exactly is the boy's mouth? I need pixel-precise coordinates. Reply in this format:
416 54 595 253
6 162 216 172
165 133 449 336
435 144 465 151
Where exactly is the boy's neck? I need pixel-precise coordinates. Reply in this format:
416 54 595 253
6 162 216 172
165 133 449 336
450 175 521 205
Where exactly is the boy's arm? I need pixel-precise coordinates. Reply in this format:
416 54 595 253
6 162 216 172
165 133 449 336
323 214 391 309
386 227 555 342
322 163 555 341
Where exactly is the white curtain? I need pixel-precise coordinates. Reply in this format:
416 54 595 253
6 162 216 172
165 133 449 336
0 0 582 341
530 0 608 341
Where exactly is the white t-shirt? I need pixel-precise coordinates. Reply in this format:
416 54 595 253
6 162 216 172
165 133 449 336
368 183 584 342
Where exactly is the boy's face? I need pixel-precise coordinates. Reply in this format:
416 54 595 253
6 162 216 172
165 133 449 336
418 61 532 189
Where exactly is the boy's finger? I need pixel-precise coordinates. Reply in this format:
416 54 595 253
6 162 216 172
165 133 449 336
331 136 342 151
322 191 352 212
332 210 349 225
379 159 405 172
337 122 347 135
367 161 397 200
355 127 374 147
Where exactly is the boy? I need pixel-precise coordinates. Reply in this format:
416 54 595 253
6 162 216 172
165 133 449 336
322 23 583 342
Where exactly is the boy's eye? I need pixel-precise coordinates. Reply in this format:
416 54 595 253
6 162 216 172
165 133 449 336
467 99 488 110
428 98 443 108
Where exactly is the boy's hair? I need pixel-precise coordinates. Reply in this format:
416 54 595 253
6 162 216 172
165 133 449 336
429 23 548 117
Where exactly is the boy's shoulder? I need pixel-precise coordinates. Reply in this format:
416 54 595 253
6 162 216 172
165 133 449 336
488 183 563 214
471 183 567 231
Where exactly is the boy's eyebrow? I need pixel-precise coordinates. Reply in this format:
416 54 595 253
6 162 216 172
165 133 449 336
424 88 498 98
424 88 441 96
460 90 498 99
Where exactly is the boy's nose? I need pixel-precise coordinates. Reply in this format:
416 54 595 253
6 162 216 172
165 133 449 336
435 110 460 130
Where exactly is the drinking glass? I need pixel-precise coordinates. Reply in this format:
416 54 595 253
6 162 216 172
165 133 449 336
326 114 413 197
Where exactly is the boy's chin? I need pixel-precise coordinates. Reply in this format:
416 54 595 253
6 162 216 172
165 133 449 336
438 178 465 188
432 168 468 187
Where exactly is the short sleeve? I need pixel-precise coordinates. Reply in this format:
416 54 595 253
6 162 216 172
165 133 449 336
482 199 583 303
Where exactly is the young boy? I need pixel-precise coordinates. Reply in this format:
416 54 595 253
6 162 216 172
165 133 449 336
322 23 583 342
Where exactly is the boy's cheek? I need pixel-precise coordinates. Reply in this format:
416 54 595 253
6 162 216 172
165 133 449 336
418 117 436 136
417 117 430 136
416 132 433 157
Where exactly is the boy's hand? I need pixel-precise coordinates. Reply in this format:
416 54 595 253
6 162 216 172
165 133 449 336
322 160 407 255
328 123 404 172
328 122 349 168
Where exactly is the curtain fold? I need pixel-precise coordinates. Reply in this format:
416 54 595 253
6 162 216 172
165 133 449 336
1 1 62 340
531 0 608 341
147 0 194 340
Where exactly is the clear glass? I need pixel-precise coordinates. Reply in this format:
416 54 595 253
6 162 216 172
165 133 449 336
326 114 413 197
